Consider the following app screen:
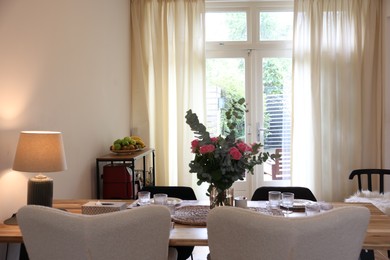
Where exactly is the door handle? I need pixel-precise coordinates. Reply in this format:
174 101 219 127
256 122 267 142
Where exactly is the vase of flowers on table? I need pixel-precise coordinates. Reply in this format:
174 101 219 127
186 98 279 208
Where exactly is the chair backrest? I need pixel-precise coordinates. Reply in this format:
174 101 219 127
141 186 197 200
140 186 196 260
251 186 317 201
207 206 370 260
17 205 173 260
349 169 390 194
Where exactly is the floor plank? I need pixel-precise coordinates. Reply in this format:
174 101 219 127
191 247 389 260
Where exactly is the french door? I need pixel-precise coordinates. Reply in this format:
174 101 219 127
205 1 293 198
205 50 292 198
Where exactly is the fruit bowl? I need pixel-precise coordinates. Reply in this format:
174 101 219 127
110 148 140 154
110 136 146 154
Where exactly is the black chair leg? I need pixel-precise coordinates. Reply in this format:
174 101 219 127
359 249 374 260
19 243 29 260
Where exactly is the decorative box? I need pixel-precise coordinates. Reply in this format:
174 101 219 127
102 164 137 199
81 201 127 215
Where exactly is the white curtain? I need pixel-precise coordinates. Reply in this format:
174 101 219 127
130 0 205 186
292 0 382 201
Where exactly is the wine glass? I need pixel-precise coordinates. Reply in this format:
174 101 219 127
281 192 294 216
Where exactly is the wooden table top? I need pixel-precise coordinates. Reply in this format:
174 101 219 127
1 199 389 250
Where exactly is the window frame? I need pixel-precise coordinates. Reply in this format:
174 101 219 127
205 1 294 52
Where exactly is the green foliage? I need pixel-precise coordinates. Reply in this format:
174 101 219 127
226 12 247 41
263 60 284 94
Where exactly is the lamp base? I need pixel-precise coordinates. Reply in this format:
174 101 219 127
4 213 17 225
27 174 53 207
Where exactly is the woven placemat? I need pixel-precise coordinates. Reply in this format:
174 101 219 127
172 205 210 226
248 207 285 216
248 207 298 216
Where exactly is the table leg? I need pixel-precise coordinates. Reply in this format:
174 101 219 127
128 160 136 199
152 151 155 186
96 160 100 199
359 249 374 260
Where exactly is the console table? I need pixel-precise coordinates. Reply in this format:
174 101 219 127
95 148 155 199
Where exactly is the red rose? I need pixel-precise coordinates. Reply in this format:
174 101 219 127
229 147 242 160
199 144 216 154
236 142 252 153
211 137 219 143
191 139 199 153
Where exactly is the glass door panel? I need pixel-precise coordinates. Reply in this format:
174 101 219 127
205 56 250 197
260 56 292 184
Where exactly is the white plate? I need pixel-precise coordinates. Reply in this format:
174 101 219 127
293 199 313 208
151 197 183 205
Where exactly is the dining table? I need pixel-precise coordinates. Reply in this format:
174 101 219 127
0 199 389 251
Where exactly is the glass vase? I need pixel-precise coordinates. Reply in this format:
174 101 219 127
209 186 234 209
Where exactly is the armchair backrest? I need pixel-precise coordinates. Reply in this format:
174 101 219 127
207 206 370 260
17 205 173 260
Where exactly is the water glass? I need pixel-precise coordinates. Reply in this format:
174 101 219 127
281 192 294 215
234 196 248 208
268 191 281 208
153 193 168 205
138 191 151 205
166 203 176 216
305 202 321 216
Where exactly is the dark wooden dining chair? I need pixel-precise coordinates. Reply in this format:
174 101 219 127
349 169 390 194
141 186 197 201
141 186 197 260
251 186 317 201
349 169 390 259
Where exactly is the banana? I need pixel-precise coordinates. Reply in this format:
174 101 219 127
136 140 145 147
131 136 146 148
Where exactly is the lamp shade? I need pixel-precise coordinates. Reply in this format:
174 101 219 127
13 131 67 173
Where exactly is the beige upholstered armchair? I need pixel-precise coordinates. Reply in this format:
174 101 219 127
207 206 370 260
17 205 177 260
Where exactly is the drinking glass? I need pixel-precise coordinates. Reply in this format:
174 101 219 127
234 196 248 208
153 193 168 205
281 192 294 216
268 191 281 208
305 202 320 216
137 191 151 206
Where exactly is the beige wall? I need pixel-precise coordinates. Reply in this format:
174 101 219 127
0 0 131 221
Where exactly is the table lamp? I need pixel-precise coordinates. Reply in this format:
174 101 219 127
12 131 67 207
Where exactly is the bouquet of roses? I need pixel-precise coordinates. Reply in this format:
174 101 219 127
186 98 278 196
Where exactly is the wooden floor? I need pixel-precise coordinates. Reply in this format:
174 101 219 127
189 247 389 260
376 250 389 260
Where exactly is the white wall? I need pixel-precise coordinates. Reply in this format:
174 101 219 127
0 0 131 222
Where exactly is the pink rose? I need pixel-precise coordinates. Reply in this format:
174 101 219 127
229 147 242 160
236 142 252 153
191 139 199 153
199 144 216 154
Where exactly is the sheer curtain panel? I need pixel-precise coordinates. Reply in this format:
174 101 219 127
130 0 205 186
292 0 382 201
